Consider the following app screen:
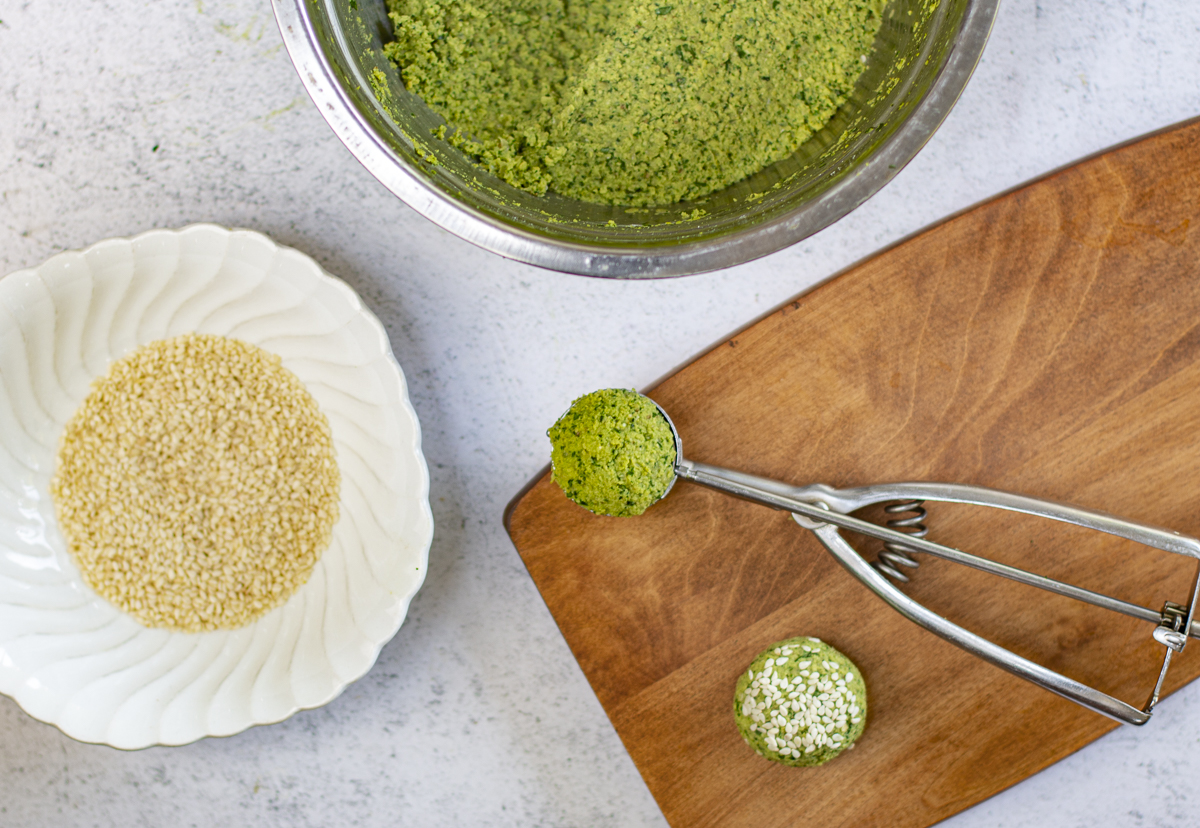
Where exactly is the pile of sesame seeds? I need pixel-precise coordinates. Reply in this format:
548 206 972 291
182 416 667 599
51 333 340 633
734 637 866 767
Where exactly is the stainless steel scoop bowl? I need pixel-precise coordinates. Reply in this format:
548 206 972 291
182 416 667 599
644 397 1200 725
272 0 999 277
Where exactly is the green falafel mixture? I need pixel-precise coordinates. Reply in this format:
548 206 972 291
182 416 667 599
383 0 885 206
548 389 676 516
734 636 867 766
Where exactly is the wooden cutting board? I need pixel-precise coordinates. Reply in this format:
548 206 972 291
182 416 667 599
505 117 1200 828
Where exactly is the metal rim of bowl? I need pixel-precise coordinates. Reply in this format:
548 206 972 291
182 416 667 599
272 0 999 278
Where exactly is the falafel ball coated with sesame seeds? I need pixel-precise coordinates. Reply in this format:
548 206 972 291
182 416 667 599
734 637 867 766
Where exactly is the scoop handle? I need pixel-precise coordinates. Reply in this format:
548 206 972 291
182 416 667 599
674 459 1200 724
676 461 1200 558
807 520 1151 725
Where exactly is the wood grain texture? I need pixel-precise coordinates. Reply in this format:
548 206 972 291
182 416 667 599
505 118 1200 828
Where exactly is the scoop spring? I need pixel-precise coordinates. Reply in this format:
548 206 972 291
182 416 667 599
872 500 927 583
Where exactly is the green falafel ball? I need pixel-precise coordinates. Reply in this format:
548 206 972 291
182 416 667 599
548 388 676 517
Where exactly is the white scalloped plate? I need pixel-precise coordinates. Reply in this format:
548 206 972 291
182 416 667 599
0 224 433 748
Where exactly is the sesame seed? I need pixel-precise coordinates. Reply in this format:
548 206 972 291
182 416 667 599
51 334 339 633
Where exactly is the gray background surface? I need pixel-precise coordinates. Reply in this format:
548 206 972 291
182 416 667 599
2 1 1200 825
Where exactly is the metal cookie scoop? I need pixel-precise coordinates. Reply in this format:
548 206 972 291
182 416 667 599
645 398 1200 726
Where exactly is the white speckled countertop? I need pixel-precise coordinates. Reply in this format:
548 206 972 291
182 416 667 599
2 1 1200 825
